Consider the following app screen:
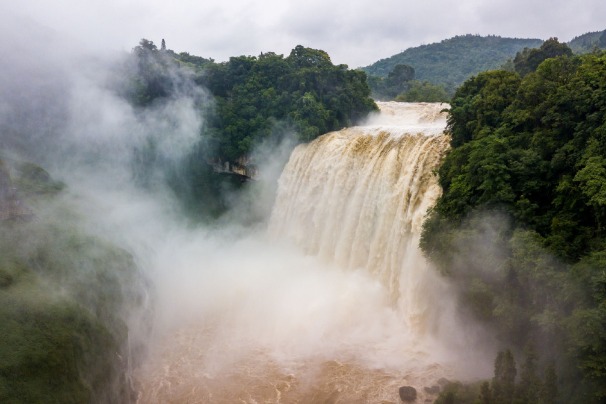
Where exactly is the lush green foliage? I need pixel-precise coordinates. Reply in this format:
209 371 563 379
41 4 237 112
200 46 377 160
422 51 606 402
363 35 543 94
0 161 144 403
395 80 450 103
434 380 485 404
127 40 376 162
513 38 573 77
367 63 451 102
367 63 416 99
568 30 606 54
124 40 376 219
436 348 558 404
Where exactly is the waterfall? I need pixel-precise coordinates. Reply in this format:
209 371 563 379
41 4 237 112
136 102 473 404
269 101 450 329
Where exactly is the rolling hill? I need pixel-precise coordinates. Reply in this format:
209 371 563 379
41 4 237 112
362 34 543 92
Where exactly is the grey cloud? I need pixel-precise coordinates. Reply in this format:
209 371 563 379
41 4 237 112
4 0 606 70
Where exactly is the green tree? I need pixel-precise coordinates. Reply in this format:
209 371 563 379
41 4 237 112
363 34 542 90
422 51 606 403
381 64 415 98
492 350 517 404
124 42 376 217
479 381 492 404
574 156 606 230
195 45 376 161
447 70 520 147
539 363 558 404
367 64 416 100
287 45 332 68
513 38 573 77
387 64 415 83
395 80 450 102
137 38 157 51
514 344 541 403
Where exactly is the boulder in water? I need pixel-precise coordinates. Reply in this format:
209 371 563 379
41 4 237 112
399 386 417 402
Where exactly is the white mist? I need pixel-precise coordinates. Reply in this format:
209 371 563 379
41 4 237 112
135 103 492 403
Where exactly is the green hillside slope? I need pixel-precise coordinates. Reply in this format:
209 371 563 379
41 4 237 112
363 35 543 91
568 29 606 53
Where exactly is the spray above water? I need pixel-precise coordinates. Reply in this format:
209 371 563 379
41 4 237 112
0 11 514 402
363 101 450 135
136 102 491 403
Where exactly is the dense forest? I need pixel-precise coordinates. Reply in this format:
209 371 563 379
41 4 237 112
124 39 377 217
363 35 544 95
127 40 376 161
0 161 147 403
421 40 606 403
568 29 606 53
364 32 606 101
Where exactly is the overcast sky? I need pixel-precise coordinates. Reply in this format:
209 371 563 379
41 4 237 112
5 0 606 67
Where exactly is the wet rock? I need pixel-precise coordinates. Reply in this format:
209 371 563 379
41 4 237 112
398 386 417 402
424 385 440 394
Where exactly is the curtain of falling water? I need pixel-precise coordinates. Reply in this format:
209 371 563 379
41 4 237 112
268 103 450 328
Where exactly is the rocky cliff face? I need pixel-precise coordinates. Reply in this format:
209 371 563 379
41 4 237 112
210 156 257 180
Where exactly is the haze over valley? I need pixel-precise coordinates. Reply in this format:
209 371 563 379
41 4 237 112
1 2 606 403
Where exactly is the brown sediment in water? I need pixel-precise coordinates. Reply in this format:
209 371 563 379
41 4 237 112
135 325 451 403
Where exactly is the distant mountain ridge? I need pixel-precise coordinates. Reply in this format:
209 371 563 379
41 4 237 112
568 30 606 53
362 34 543 91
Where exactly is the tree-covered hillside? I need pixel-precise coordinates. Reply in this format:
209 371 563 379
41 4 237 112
123 40 377 219
363 35 543 93
421 49 606 403
568 29 606 53
127 40 376 162
0 159 147 403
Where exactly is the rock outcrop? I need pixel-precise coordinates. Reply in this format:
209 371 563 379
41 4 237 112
399 385 417 402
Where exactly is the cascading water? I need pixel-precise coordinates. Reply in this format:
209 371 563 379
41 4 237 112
268 103 450 331
136 102 481 403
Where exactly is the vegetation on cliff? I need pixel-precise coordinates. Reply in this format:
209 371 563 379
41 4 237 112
126 40 376 162
121 39 377 219
0 159 145 403
422 43 606 402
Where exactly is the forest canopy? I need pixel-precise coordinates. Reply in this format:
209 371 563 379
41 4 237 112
363 35 543 95
126 40 377 162
422 47 606 403
121 39 377 218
